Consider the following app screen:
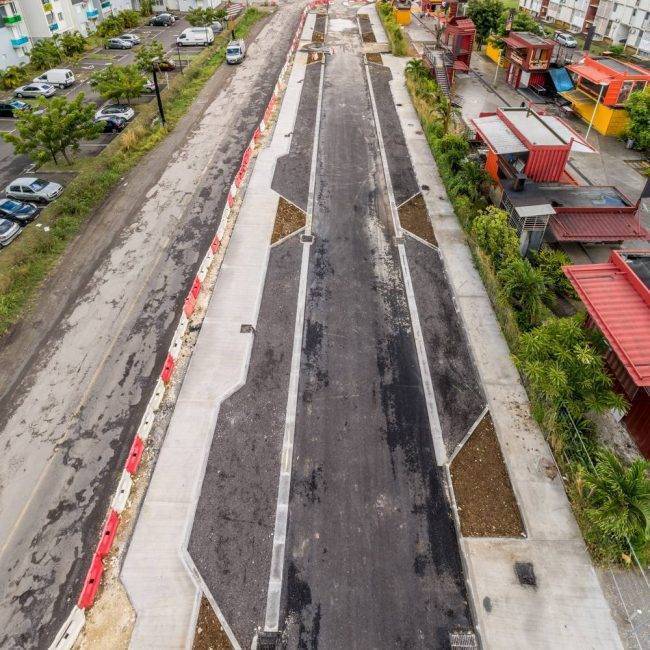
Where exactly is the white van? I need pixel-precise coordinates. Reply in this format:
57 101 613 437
176 27 214 46
226 40 246 64
33 68 75 88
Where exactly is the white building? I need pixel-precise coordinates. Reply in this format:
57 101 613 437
0 0 32 67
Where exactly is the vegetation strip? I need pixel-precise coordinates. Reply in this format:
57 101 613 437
0 8 265 336
405 60 650 566
377 2 407 56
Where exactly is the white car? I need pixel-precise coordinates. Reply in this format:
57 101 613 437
0 218 21 247
5 177 63 202
14 83 56 98
94 104 135 122
33 68 75 88
554 31 578 48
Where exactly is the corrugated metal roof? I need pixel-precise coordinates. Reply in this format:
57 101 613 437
564 251 650 386
550 212 648 242
566 63 612 84
471 115 527 154
540 116 596 153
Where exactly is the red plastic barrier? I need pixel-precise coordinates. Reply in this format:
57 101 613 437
160 354 175 384
77 554 104 609
234 166 245 188
183 293 197 317
211 235 221 253
227 192 234 208
96 509 120 557
252 127 261 142
189 277 201 300
125 436 145 474
241 147 252 168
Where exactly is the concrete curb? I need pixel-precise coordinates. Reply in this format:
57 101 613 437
47 7 319 649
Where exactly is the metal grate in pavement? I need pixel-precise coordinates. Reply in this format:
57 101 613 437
450 630 479 648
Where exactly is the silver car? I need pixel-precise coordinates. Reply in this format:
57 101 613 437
0 217 22 247
6 177 63 202
119 33 141 45
14 83 56 98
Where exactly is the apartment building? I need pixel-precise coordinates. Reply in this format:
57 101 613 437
0 0 32 67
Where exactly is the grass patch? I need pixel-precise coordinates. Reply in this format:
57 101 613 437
377 2 407 56
0 7 267 335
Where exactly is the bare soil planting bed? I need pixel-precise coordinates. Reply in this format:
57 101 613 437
308 51 324 64
366 53 383 64
362 31 377 43
192 597 232 650
312 31 325 43
271 196 306 243
450 412 525 537
398 193 436 246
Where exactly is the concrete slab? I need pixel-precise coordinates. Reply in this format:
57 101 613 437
358 3 388 44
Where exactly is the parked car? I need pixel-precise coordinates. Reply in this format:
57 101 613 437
211 20 223 34
119 33 141 45
155 59 176 71
0 100 32 118
0 198 39 225
0 218 21 247
143 79 156 93
106 37 133 50
14 83 56 98
148 13 174 26
226 40 246 64
94 104 135 121
33 68 75 88
554 31 578 48
94 115 128 133
176 27 214 46
5 177 63 202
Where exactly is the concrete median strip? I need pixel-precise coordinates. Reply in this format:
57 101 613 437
48 7 314 650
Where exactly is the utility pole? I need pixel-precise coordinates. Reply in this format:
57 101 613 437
151 62 166 126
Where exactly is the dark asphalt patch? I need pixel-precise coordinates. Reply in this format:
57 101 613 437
188 236 301 649
405 236 485 455
282 23 470 648
367 63 420 207
271 62 321 211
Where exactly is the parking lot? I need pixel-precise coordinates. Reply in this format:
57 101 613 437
0 14 216 224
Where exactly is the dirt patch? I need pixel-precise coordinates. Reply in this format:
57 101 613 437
366 52 383 64
271 196 306 243
398 194 437 246
192 597 232 650
312 31 325 43
308 51 323 64
362 31 377 43
450 412 525 537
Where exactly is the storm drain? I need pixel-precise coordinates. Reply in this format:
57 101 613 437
514 561 537 587
449 630 478 648
256 631 281 649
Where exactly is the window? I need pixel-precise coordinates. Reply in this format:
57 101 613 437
57 11 63 20
617 80 646 104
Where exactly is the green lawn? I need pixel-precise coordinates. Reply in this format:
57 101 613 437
502 0 520 9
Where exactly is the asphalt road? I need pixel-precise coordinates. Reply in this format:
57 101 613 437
0 5 299 648
190 3 474 647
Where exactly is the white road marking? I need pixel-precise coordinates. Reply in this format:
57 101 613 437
263 47 326 634
363 57 448 466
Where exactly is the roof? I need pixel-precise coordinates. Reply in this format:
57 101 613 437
503 181 633 209
564 251 650 386
504 31 554 49
549 212 648 242
567 63 613 84
471 114 528 154
594 56 649 76
539 116 595 153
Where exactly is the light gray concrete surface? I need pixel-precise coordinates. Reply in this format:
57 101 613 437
385 54 623 650
358 2 388 44
121 25 309 650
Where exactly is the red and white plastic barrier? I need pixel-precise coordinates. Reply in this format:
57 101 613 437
49 5 325 648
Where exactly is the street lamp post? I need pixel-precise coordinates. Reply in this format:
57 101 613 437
151 62 166 126
176 41 183 74
585 81 607 141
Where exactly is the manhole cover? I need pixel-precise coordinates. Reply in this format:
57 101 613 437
449 630 478 648
514 561 537 587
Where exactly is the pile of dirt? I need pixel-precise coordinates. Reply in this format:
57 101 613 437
271 197 306 243
398 194 437 246
308 51 324 64
450 412 525 537
366 53 382 64
362 31 376 43
192 597 232 650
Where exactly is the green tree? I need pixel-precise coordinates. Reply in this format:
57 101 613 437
0 65 29 90
515 314 627 420
498 256 551 328
626 88 650 153
471 206 519 269
579 449 650 560
405 58 428 81
467 0 504 47
186 7 211 26
531 247 576 299
90 64 145 103
29 39 63 70
119 9 141 28
498 9 544 37
450 159 490 203
57 31 87 56
437 133 469 173
2 94 100 165
140 0 154 16
135 40 165 73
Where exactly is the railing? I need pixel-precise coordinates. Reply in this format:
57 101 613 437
48 21 59 30
529 59 549 69
509 51 525 65
3 13 22 24
10 34 29 47
101 0 111 7
86 8 99 17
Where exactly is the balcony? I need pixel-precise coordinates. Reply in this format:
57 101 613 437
100 0 111 7
42 2 53 10
48 21 59 30
3 13 22 24
529 59 550 69
508 50 525 65
10 34 29 47
86 7 99 17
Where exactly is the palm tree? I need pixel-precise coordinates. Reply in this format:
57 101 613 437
498 257 551 329
405 58 428 81
580 449 650 552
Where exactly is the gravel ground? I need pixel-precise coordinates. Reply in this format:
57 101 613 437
192 598 232 650
271 197 306 244
399 193 437 245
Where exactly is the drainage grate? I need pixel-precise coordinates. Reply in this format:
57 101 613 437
256 631 281 650
300 233 314 244
514 561 537 587
450 630 478 648
240 324 255 334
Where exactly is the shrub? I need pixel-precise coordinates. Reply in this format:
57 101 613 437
609 44 625 56
626 88 650 153
377 2 407 56
471 206 519 270
531 247 576 299
498 256 551 329
57 31 87 57
29 39 63 70
0 65 29 90
140 0 153 15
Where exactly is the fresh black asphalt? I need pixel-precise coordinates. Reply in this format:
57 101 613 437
188 237 302 648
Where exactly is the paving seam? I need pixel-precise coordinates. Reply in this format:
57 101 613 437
447 404 489 466
403 229 438 251
362 57 448 467
263 14 327 635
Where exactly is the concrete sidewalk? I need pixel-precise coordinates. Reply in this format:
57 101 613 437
120 14 310 650
384 55 623 650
